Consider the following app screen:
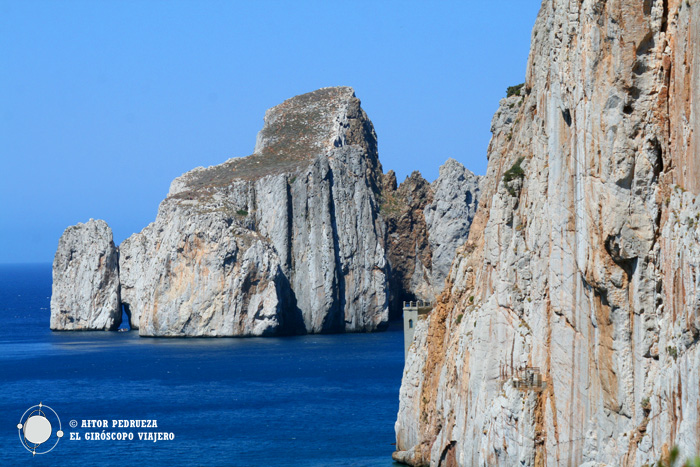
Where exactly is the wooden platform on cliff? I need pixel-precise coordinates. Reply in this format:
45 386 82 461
499 364 547 392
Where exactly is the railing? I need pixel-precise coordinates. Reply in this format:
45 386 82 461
403 300 433 309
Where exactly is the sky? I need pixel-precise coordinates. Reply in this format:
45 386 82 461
0 0 541 264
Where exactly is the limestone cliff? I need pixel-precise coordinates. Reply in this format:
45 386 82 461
395 1 700 466
50 219 121 331
51 86 481 337
119 87 389 336
382 160 480 317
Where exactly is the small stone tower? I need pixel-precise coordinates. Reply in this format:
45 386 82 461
402 301 432 358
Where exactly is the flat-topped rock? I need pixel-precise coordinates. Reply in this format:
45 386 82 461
168 87 378 197
119 87 389 336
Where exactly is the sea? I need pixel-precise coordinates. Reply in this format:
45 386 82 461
0 263 405 466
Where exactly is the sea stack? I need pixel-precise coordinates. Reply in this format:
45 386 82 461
50 87 484 340
50 219 121 331
117 87 389 336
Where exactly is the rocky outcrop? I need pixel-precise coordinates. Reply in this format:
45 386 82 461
52 86 482 337
395 1 700 466
382 170 434 314
119 87 389 336
50 219 121 331
424 159 480 293
382 160 480 316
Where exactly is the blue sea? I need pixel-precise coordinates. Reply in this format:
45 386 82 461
0 264 404 466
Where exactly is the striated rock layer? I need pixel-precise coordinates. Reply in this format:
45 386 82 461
395 1 700 466
120 87 389 336
50 219 121 331
382 160 480 316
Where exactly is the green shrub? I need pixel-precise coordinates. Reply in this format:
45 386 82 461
502 157 526 196
379 192 403 216
456 313 463 325
503 157 525 183
506 83 525 97
236 209 249 216
647 445 700 467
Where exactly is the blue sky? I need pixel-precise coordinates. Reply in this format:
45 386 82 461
0 0 540 263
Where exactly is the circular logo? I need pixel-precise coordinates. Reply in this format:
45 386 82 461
17 403 63 455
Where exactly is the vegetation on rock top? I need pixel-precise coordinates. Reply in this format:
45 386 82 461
506 83 525 97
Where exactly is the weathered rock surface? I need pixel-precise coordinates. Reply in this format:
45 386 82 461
50 219 121 331
395 1 700 466
53 86 481 337
382 170 434 314
382 160 480 316
119 209 293 337
424 159 480 293
120 87 389 336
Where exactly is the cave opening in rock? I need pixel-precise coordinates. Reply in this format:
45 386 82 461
118 304 131 331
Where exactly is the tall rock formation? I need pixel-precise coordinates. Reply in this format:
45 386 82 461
119 87 389 336
424 159 481 294
395 1 700 466
51 87 481 337
382 160 480 316
50 219 121 331
382 170 435 314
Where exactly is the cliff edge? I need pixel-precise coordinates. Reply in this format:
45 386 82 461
395 1 700 465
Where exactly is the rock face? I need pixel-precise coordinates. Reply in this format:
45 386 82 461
424 159 481 294
53 87 482 337
382 170 434 315
382 160 480 316
50 219 121 331
119 87 389 336
395 1 700 466
119 210 292 337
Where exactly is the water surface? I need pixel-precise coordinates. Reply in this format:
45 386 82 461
0 264 403 466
